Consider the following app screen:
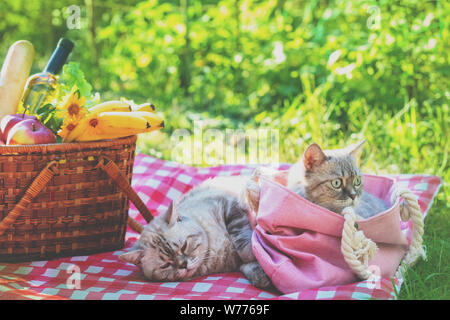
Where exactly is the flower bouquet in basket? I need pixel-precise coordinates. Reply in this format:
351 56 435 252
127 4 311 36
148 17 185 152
0 38 162 262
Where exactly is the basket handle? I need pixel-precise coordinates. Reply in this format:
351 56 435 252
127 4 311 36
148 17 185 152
97 156 153 234
0 161 59 236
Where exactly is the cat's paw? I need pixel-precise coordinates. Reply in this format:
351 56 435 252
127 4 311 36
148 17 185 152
240 261 272 289
244 166 279 212
245 179 261 211
239 178 260 229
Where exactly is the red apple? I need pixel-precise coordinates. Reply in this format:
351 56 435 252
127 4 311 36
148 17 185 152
6 119 56 145
1 114 38 142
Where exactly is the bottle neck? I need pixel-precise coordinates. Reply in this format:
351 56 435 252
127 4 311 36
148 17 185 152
44 38 74 75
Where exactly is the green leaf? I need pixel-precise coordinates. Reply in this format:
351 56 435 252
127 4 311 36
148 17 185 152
60 62 93 98
36 103 56 116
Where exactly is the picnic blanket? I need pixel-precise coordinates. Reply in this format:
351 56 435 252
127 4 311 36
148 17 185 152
0 153 442 300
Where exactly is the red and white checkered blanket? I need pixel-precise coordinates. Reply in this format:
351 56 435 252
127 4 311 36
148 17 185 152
0 153 442 300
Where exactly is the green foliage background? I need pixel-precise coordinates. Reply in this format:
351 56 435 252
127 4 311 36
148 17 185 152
0 0 448 299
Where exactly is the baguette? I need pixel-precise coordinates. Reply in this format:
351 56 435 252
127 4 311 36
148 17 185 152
0 40 35 120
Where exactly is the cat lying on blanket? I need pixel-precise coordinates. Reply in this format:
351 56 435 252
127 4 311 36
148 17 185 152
120 140 387 286
120 175 272 289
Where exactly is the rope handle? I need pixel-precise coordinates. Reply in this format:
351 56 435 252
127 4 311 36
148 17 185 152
340 207 378 279
392 187 426 278
96 156 153 234
0 161 59 236
340 186 426 280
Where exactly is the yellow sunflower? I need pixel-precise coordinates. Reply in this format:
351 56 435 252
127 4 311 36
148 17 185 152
57 118 79 140
58 86 88 121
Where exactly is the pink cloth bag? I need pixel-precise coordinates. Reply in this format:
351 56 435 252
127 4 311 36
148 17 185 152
252 174 412 294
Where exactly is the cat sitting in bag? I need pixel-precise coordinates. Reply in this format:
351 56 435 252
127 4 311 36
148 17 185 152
245 139 388 221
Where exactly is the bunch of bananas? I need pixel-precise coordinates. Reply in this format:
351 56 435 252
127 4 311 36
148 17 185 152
64 100 164 142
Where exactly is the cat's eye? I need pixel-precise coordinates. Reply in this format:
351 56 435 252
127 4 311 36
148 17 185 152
331 179 342 188
181 241 187 253
160 263 171 269
353 176 361 187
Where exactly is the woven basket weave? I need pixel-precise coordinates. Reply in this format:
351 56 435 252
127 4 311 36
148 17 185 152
0 135 150 262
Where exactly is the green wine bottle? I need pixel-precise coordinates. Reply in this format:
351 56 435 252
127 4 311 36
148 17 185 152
22 38 74 115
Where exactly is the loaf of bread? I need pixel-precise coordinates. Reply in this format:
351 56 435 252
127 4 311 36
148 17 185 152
0 40 35 120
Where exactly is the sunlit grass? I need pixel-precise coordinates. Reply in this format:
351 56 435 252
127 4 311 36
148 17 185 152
396 193 449 300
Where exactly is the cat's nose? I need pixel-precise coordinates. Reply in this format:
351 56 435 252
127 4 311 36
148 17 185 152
176 256 188 269
349 193 356 200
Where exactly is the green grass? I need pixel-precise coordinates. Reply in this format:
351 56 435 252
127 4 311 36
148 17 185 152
396 192 449 300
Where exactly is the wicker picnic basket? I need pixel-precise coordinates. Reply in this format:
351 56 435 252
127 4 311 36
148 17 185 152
0 135 151 262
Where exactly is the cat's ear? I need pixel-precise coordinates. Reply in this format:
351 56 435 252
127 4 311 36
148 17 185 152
119 249 144 265
160 202 179 226
347 139 367 158
303 143 327 170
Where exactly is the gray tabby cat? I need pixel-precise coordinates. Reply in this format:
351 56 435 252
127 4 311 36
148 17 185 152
247 140 388 219
287 140 388 218
119 176 271 289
